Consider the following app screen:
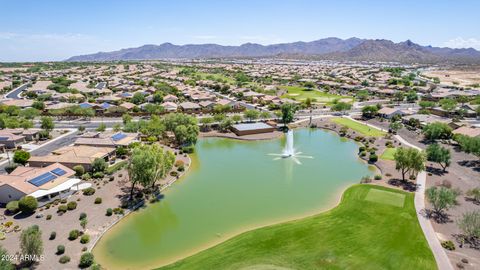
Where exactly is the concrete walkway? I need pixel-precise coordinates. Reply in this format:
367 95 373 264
343 116 453 270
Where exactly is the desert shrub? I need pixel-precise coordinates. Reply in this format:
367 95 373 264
113 208 124 215
57 245 65 255
181 145 194 153
80 234 90 244
6 200 19 214
82 173 91 180
79 212 87 220
359 146 366 152
57 205 68 213
67 201 77 210
60 198 67 204
374 175 382 180
177 165 185 172
93 172 104 179
106 208 113 216
170 171 178 177
73 165 85 176
94 197 102 204
441 240 455 250
68 230 79 240
369 154 378 162
49 231 56 240
18 196 38 214
59 255 70 264
359 151 366 157
174 160 184 167
46 214 52 220
79 252 94 268
82 187 96 196
360 176 372 183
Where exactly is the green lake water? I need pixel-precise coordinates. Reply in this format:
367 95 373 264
93 129 373 269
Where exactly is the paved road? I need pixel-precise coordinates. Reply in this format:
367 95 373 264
4 83 29 99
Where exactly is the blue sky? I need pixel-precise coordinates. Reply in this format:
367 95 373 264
1 0 479 62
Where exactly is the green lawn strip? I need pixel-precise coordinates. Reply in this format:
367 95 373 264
158 185 435 270
380 148 397 161
279 86 353 102
331 117 386 137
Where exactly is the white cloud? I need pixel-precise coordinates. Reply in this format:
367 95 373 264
443 37 480 50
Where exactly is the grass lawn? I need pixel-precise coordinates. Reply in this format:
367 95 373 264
331 117 387 137
380 147 397 161
158 185 435 270
279 86 353 103
195 72 235 84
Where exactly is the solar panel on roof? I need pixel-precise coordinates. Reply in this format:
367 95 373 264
28 172 57 187
0 137 9 141
51 168 67 176
111 133 127 141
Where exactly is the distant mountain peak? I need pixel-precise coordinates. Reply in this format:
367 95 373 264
66 37 480 63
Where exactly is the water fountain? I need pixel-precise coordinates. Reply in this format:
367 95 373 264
269 129 313 164
282 130 295 157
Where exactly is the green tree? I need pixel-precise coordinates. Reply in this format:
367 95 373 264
80 218 88 231
96 123 106 132
394 147 425 181
20 225 43 265
454 134 480 159
163 113 199 145
18 196 38 214
232 114 242 123
131 92 145 105
244 109 260 122
280 103 297 126
426 144 451 172
40 116 54 132
260 111 271 120
219 118 234 132
388 121 403 134
361 105 379 119
439 98 457 112
199 117 214 131
331 102 352 113
91 158 107 173
426 186 458 217
79 252 95 268
13 150 30 166
122 113 133 124
423 122 452 141
406 90 418 102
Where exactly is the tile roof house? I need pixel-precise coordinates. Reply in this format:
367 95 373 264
0 163 77 204
74 132 138 147
28 145 116 171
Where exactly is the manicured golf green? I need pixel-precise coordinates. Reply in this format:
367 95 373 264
280 86 353 103
380 147 398 160
159 185 435 270
331 117 387 137
93 129 373 269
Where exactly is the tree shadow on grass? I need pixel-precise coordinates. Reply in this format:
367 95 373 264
388 178 418 192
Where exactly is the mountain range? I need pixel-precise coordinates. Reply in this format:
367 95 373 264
66 37 480 63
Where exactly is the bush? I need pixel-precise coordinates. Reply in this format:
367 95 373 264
170 171 178 177
57 245 65 255
80 234 90 244
82 187 96 196
82 173 91 180
358 146 366 152
68 230 80 240
6 200 19 214
374 175 382 180
18 196 38 214
181 145 195 154
79 252 94 268
73 165 85 176
93 172 104 179
106 208 113 216
359 151 366 157
360 176 372 183
49 231 56 240
94 197 102 204
174 160 184 167
79 212 87 220
113 208 124 215
441 240 455 250
57 205 68 213
177 165 185 172
46 214 52 220
369 154 378 163
59 255 70 264
67 201 77 210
